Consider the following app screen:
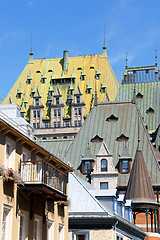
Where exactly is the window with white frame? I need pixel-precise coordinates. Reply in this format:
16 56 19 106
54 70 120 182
1 204 13 240
58 224 64 240
34 215 42 240
5 137 15 170
73 231 89 240
47 220 54 240
19 211 28 240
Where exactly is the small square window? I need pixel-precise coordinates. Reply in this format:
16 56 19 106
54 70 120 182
54 122 56 128
78 120 81 126
100 182 108 190
37 123 40 128
75 108 77 115
58 109 60 116
81 75 85 81
65 121 70 127
54 110 57 117
75 121 77 126
37 111 40 118
33 123 36 128
57 122 60 127
78 108 81 115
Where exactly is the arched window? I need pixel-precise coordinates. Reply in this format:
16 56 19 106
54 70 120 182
101 159 108 172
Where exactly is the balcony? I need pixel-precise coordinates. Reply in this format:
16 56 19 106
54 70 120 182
20 160 67 199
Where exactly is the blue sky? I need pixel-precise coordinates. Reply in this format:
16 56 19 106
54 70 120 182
0 0 160 99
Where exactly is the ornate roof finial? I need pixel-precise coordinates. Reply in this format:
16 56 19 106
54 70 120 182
28 33 33 63
94 82 98 106
155 48 157 66
126 51 128 69
132 84 136 104
102 27 107 56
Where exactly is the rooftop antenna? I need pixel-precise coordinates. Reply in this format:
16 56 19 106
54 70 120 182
155 48 157 66
126 51 128 69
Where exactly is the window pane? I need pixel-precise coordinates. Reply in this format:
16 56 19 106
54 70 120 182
122 160 128 173
100 182 108 189
84 162 90 174
101 159 108 172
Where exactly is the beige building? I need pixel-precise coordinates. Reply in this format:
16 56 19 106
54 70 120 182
0 104 73 240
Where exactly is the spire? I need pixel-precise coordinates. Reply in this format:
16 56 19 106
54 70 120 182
102 27 107 56
94 82 98 106
155 48 157 66
82 142 94 161
132 85 136 104
28 33 33 64
126 51 128 69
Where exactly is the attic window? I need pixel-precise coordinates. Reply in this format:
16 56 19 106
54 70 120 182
77 67 82 71
86 88 91 94
48 69 53 72
17 93 22 99
36 70 41 73
27 79 31 84
81 75 85 81
101 87 106 93
136 92 143 99
116 134 129 142
41 77 46 84
146 107 154 114
96 73 100 80
106 114 118 122
91 135 103 143
90 66 94 69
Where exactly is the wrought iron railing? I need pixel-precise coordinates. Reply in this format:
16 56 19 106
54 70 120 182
20 161 67 195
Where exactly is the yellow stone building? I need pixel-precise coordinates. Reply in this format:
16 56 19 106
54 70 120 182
3 42 119 139
0 104 73 240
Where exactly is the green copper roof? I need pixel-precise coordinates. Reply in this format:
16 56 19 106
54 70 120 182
64 102 160 186
116 82 160 133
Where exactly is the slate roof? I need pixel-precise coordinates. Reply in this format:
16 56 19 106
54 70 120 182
64 101 160 187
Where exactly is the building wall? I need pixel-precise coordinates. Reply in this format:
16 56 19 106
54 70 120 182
0 122 70 240
68 228 140 240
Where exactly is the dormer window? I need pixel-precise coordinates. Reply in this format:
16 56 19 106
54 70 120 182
27 79 31 84
67 99 72 106
41 77 46 84
76 96 80 103
106 114 118 122
116 134 129 142
101 159 108 172
81 75 85 81
146 107 154 114
86 88 91 94
17 93 22 99
136 92 143 99
101 87 106 93
47 100 52 107
96 74 100 80
84 161 90 174
35 99 39 106
122 160 129 173
21 112 25 118
56 97 59 105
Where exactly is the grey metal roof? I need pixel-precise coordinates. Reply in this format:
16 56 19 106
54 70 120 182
116 82 160 133
65 101 160 187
